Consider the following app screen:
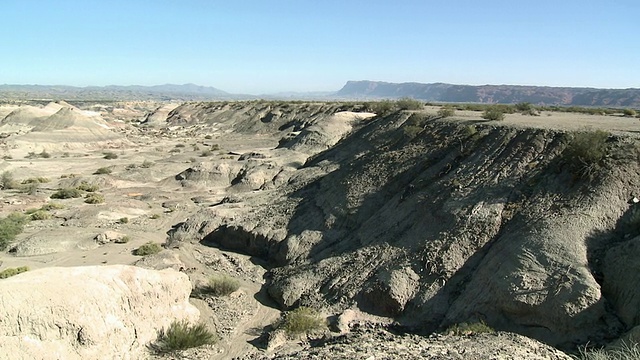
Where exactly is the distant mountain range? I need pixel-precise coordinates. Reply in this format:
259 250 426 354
0 84 234 101
1 81 639 107
336 81 640 107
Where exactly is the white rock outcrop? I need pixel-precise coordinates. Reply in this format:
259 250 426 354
0 265 199 360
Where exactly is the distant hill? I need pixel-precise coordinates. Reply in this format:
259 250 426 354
336 81 640 107
0 84 233 101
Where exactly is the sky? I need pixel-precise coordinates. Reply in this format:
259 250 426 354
1 0 638 94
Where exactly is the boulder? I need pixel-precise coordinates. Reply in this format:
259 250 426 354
0 265 199 360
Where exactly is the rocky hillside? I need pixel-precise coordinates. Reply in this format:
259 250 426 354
337 80 640 107
168 103 640 351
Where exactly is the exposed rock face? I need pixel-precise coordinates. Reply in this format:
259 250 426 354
264 328 573 360
170 105 640 348
0 265 199 360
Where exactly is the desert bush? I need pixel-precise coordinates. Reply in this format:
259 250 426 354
437 106 455 118
623 108 637 117
175 144 186 148
202 275 240 297
133 242 162 256
367 100 395 115
84 193 105 204
396 97 424 110
115 235 131 244
200 150 213 157
446 321 495 336
119 217 129 224
41 202 64 211
103 152 118 160
29 210 51 220
141 160 154 168
51 188 82 199
76 182 99 192
210 144 220 151
21 177 50 184
150 213 161 219
515 102 533 112
204 135 213 140
39 150 51 159
1 171 17 190
0 213 29 251
125 163 137 170
563 130 610 180
574 342 640 360
0 266 29 279
482 107 505 121
280 307 326 336
152 320 216 353
94 167 112 175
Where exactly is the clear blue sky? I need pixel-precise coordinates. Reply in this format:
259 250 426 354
1 0 638 93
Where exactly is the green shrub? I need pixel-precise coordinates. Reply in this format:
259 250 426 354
280 307 326 336
1 171 17 190
152 320 216 353
202 275 240 296
94 167 112 175
133 242 162 256
76 182 99 192
437 106 455 118
482 107 505 121
563 130 610 180
39 150 51 159
21 177 50 184
446 321 495 336
0 266 29 279
623 108 637 117
396 97 423 110
51 188 82 199
115 235 131 244
84 193 105 204
367 100 395 115
41 202 64 211
29 210 51 220
0 213 29 251
103 152 118 160
119 217 129 224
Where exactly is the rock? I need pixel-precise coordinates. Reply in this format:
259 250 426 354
94 230 124 245
602 236 640 327
0 265 199 360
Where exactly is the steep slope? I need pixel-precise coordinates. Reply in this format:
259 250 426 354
170 107 640 349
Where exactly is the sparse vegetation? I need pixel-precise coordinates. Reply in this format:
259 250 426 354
39 150 51 159
41 202 65 211
118 217 129 224
133 241 162 256
201 274 240 297
623 108 637 117
115 235 131 244
84 193 105 204
150 213 161 219
446 320 495 336
103 152 118 160
21 177 50 184
76 182 99 192
437 106 455 118
396 97 424 110
152 320 216 353
51 188 82 199
1 171 17 190
563 130 610 181
94 167 113 175
28 210 51 220
0 266 29 279
574 342 640 360
141 160 154 168
200 150 213 157
280 306 326 336
482 106 505 121
0 213 29 251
